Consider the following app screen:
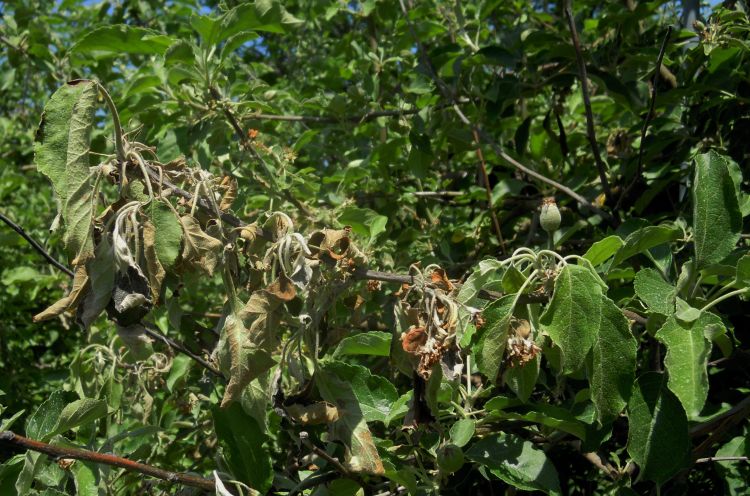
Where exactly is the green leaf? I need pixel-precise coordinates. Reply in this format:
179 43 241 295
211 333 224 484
583 235 623 267
166 355 192 392
148 201 182 270
655 313 723 417
634 268 675 315
334 331 391 357
693 151 742 268
35 80 100 262
626 373 690 484
316 363 385 475
472 294 514 382
734 254 750 287
80 236 115 328
540 265 604 374
449 419 476 448
25 390 70 440
674 297 701 323
338 206 388 244
322 361 397 424
489 404 587 439
466 434 561 495
71 25 174 56
715 434 750 495
196 1 303 46
588 295 637 423
610 225 682 269
212 403 273 493
504 355 539 402
50 398 108 437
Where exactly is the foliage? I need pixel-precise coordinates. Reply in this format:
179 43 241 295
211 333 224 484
0 1 749 495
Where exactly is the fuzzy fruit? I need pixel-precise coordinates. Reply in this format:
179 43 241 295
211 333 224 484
540 197 561 233
437 444 465 473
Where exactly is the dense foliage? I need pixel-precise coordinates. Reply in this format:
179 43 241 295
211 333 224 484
1 1 749 495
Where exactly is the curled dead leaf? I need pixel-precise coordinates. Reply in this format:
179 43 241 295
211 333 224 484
429 267 454 291
308 228 350 261
218 175 238 211
286 402 340 425
33 265 90 322
401 326 427 354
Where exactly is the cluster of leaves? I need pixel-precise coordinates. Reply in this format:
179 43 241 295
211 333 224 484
1 1 749 495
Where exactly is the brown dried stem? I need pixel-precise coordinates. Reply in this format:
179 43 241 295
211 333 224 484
0 431 216 492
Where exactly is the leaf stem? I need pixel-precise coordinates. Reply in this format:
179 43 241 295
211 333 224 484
700 287 749 313
94 81 127 163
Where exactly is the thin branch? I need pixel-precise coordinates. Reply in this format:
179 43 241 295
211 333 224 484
473 128 507 255
695 456 748 464
0 431 216 492
247 99 468 124
0 211 74 277
397 0 612 224
142 325 224 379
208 86 313 217
412 191 463 197
617 25 672 210
299 431 352 478
690 396 750 437
564 1 612 202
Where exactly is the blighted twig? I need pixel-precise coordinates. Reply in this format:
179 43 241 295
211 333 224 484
142 326 224 379
564 1 613 203
0 211 74 277
0 431 216 492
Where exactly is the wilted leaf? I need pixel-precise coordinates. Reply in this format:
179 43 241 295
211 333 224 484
316 362 385 475
34 80 99 263
142 221 166 302
33 265 90 322
472 294 513 382
147 201 182 270
79 236 115 328
286 402 340 425
180 215 223 275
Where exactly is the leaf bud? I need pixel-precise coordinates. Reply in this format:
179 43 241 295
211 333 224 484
540 197 561 234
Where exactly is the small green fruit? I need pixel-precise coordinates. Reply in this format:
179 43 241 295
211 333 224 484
437 443 464 473
540 197 561 233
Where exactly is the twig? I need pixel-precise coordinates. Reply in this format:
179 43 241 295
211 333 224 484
690 396 750 437
0 211 74 277
0 210 225 379
397 0 612 224
617 25 672 210
412 191 463 197
695 456 748 464
473 128 507 255
0 431 216 492
299 431 352 478
208 86 313 217
622 309 648 326
564 1 612 202
142 326 224 379
247 99 468 124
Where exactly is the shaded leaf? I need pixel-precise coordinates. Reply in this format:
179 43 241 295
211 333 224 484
472 294 513 382
212 403 273 493
610 225 682 269
316 362 385 475
626 373 690 484
180 215 223 275
334 331 391 357
693 151 742 268
466 434 561 495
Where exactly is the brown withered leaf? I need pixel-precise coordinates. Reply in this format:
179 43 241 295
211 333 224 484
308 228 350 261
142 221 165 303
33 265 90 322
266 275 296 302
218 175 238 211
429 268 454 291
286 402 340 425
180 215 223 275
401 326 427 354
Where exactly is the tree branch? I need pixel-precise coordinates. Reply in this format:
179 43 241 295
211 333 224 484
617 25 672 210
246 99 468 124
142 325 224 379
564 1 613 202
0 431 216 492
473 128 507 255
0 211 74 277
